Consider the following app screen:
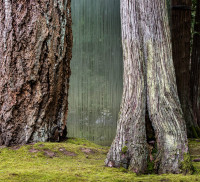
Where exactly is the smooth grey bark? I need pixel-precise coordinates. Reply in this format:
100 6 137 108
0 0 72 146
106 0 189 174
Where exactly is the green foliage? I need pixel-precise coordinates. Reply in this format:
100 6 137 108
147 160 155 174
0 138 200 181
147 145 158 174
191 0 198 49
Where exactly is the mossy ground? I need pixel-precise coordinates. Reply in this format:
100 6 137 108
0 138 200 182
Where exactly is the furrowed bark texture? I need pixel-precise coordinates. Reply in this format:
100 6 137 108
106 0 188 174
0 0 72 146
191 0 200 128
105 2 148 172
171 0 199 137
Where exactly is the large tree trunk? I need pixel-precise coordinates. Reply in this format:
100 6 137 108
171 0 200 137
0 0 72 146
106 0 189 174
191 0 200 128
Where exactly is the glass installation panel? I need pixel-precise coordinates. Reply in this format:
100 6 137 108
67 0 123 146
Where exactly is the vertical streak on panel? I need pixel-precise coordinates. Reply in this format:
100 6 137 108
68 0 123 146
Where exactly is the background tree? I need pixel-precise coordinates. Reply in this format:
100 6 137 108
171 0 200 137
0 0 72 146
191 0 200 128
106 0 189 174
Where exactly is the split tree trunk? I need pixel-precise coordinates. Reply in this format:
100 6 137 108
0 0 72 146
106 0 188 174
191 0 200 128
171 0 200 137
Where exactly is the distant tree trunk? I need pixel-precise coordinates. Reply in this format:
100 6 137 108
106 0 189 174
0 0 72 146
191 0 200 128
171 0 200 137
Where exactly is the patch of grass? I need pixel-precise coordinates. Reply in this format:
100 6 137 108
0 138 200 181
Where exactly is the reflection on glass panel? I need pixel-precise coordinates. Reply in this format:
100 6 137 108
67 0 123 146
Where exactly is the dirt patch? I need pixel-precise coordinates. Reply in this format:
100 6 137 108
189 146 200 156
29 148 40 153
11 146 21 150
160 179 170 182
102 151 108 155
27 143 36 146
59 148 77 156
43 149 56 158
38 144 45 147
9 173 18 176
80 148 95 154
193 158 200 162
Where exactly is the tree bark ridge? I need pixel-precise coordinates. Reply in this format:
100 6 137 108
171 0 200 137
191 0 200 128
0 0 72 146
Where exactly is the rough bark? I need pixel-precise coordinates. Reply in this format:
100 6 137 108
171 0 200 137
0 0 72 146
191 0 200 128
106 0 189 174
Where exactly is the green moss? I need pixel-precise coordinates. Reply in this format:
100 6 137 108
180 153 195 174
147 160 155 174
121 146 128 154
146 144 158 174
0 138 200 181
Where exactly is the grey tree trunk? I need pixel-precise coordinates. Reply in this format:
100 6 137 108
106 0 189 174
191 0 200 128
171 0 200 137
0 0 72 146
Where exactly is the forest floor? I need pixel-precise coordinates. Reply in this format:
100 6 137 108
0 138 200 182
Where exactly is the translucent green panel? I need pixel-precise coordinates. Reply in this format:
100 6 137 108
67 0 123 146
